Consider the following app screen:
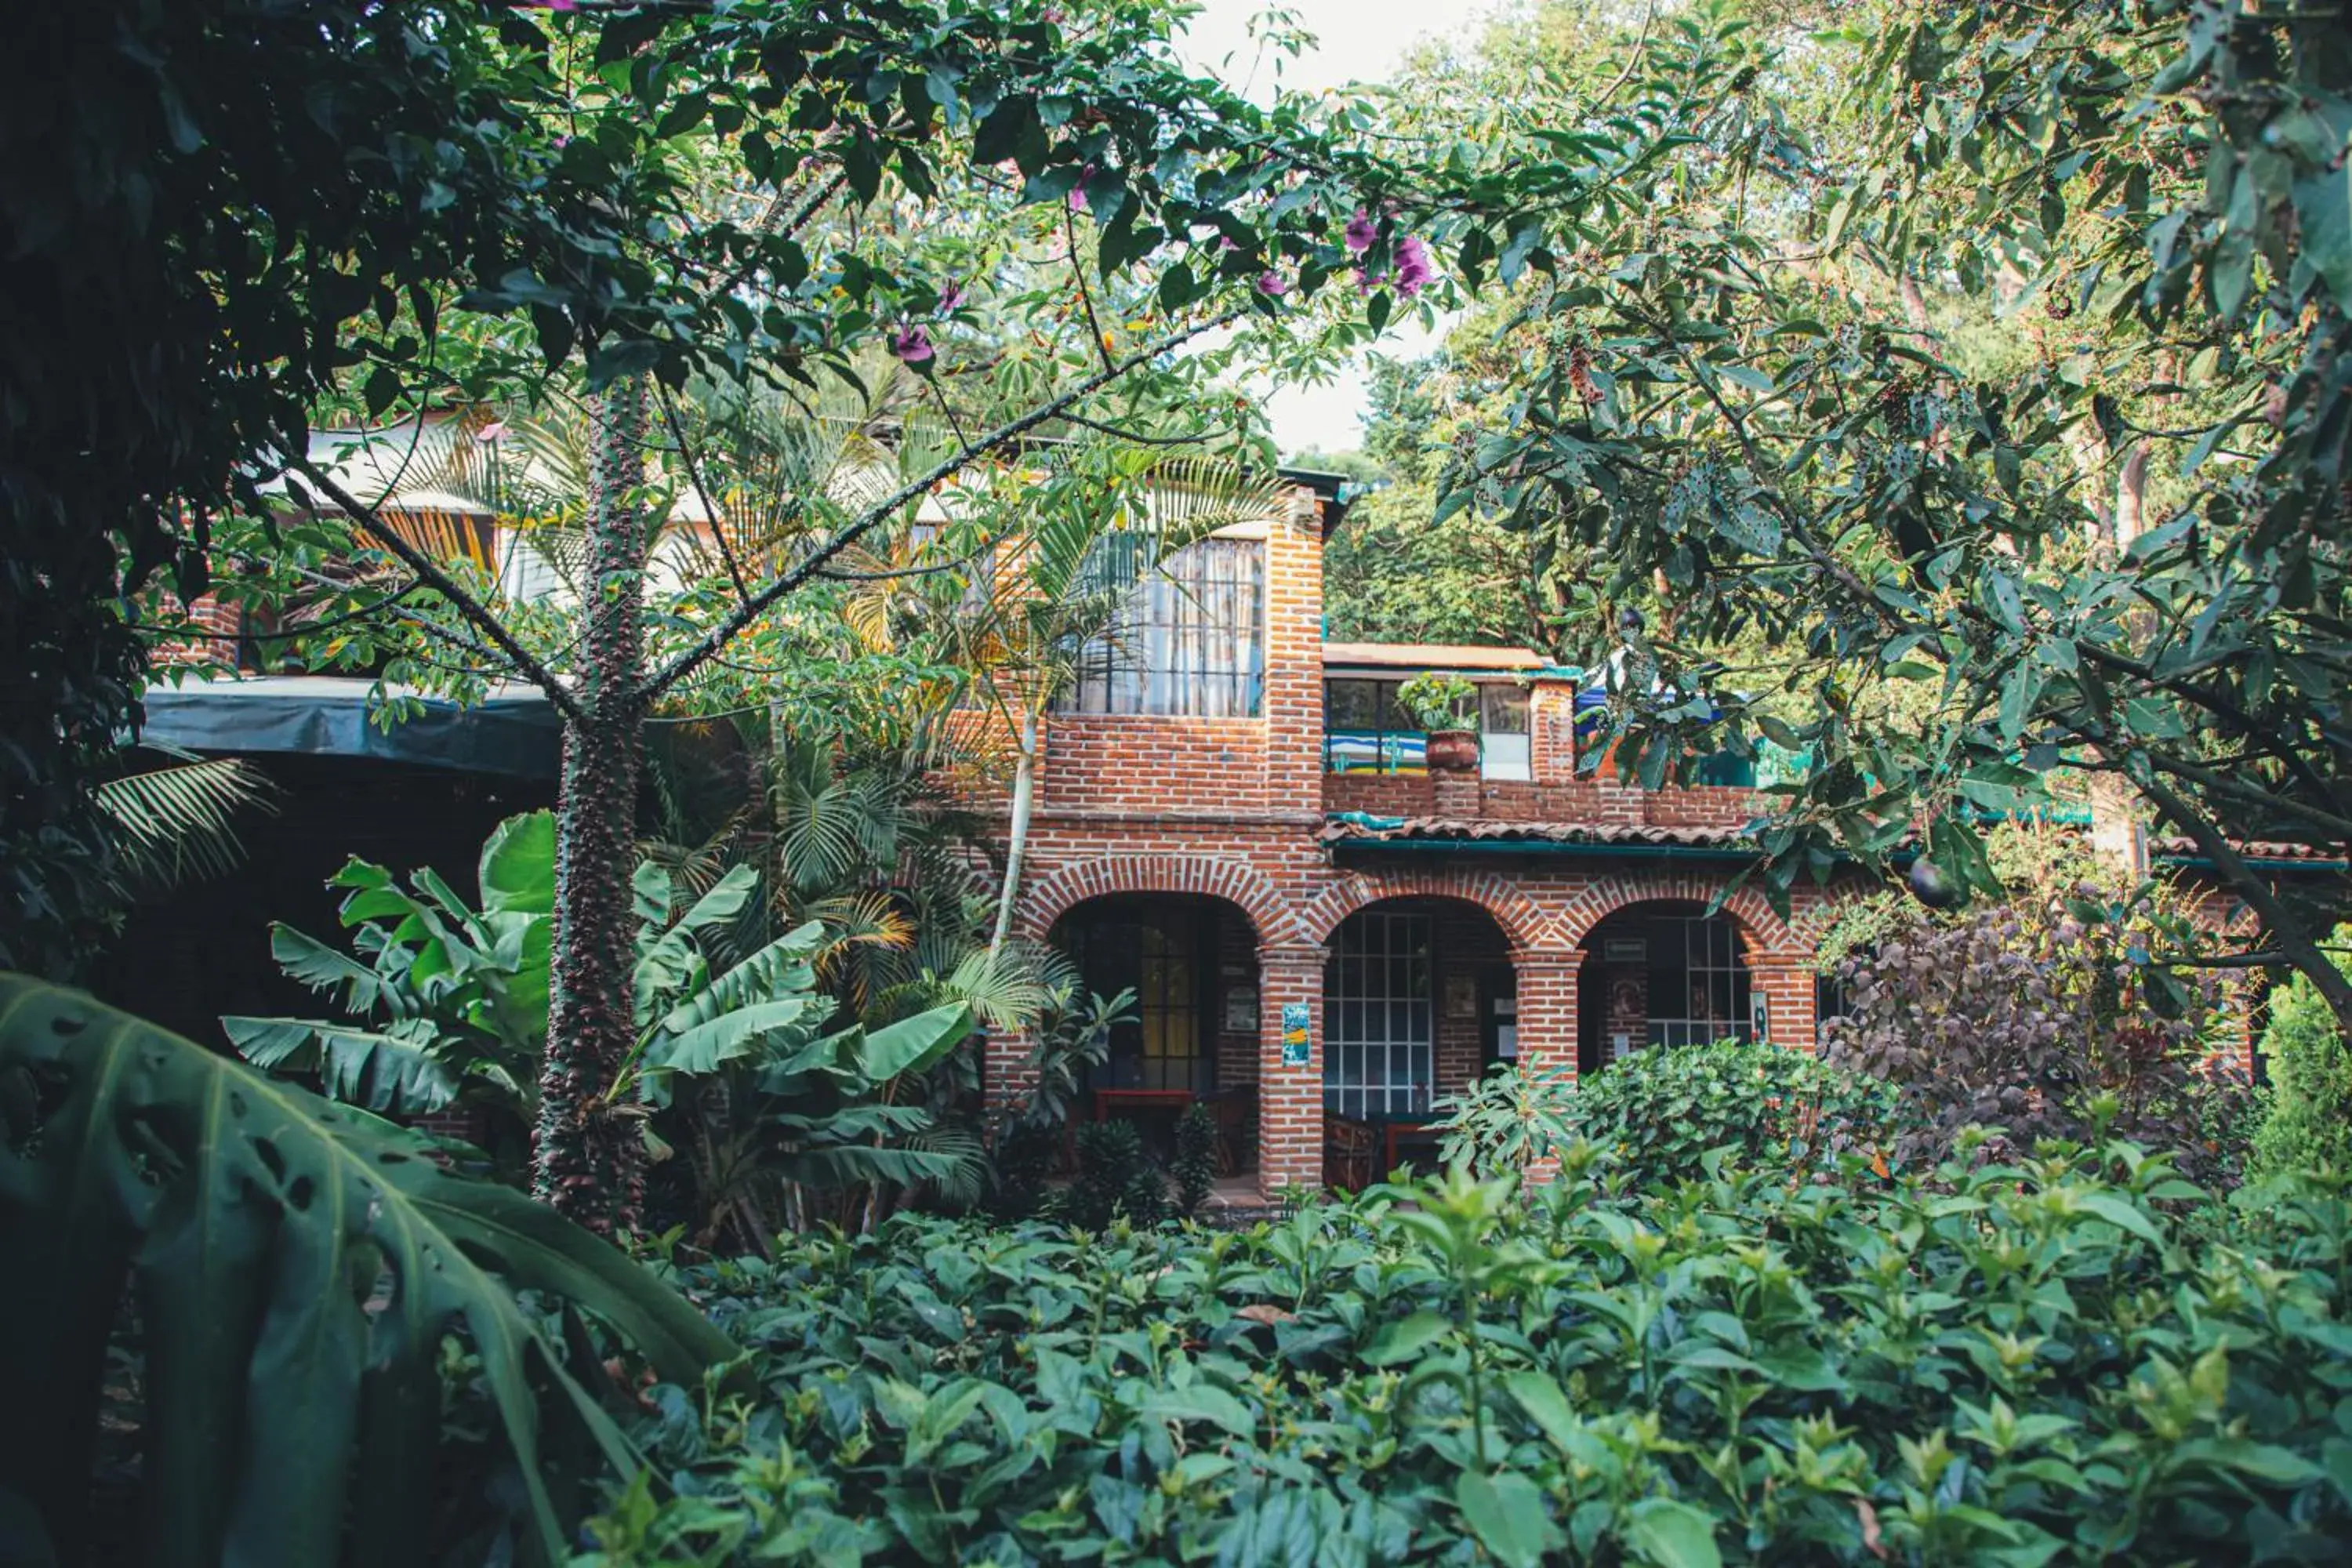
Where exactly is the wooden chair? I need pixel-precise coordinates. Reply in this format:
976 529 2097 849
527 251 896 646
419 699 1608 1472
1324 1114 1376 1192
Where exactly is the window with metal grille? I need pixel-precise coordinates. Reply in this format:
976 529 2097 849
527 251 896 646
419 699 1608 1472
1059 537 1264 716
1066 912 1209 1091
1646 915 1755 1048
1324 911 1434 1118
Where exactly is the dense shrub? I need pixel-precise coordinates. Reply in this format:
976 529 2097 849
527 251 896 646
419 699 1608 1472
583 1149 2352 1566
1824 886 2257 1183
1567 1037 1907 1189
1173 1102 1217 1217
2253 948 2352 1180
1437 1043 1902 1190
1067 1120 1164 1230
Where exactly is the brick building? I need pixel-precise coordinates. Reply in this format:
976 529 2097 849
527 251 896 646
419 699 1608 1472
971 475 1863 1201
147 452 2333 1199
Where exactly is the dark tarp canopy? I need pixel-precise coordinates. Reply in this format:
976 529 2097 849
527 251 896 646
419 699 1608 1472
140 677 561 781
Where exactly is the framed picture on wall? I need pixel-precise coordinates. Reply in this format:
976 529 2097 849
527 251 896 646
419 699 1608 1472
1444 975 1477 1020
1224 986 1258 1033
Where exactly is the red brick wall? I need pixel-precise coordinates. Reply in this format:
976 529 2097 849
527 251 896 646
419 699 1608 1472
954 481 1859 1198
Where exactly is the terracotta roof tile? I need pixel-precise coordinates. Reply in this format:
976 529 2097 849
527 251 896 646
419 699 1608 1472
2149 835 2343 862
1319 817 1757 848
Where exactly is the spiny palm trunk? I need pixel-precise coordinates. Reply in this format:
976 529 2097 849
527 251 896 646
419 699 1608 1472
533 378 650 1233
987 707 1040 960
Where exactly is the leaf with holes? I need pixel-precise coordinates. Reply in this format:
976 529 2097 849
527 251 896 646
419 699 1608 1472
0 976 737 1568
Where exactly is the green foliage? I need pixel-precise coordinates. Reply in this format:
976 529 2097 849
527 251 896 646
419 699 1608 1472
1068 1120 1164 1232
1399 0 2352 1026
1173 1102 1217 1218
1393 671 1479 731
583 1153 2352 1565
1435 1056 1581 1178
2252 940 2352 1181
0 975 735 1566
1568 1038 1907 1192
227 811 982 1239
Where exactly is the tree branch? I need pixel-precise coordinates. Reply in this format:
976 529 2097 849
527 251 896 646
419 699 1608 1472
638 309 1243 703
2140 773 2352 1037
285 457 589 725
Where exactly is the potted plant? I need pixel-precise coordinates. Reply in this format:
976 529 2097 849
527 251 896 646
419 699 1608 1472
1396 672 1479 771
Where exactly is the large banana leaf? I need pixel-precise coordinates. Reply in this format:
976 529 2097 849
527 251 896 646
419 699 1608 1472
0 975 739 1568
220 1014 461 1113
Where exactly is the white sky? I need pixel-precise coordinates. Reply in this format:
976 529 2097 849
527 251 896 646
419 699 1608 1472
1172 0 1496 457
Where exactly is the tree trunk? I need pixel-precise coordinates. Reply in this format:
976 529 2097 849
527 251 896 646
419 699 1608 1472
532 378 650 1232
988 706 1040 960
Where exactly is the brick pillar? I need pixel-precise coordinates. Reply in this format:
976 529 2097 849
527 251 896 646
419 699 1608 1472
1257 942 1327 1200
1432 767 1480 818
983 1025 1039 1130
1749 953 1819 1051
1512 948 1584 1183
1530 674 1579 786
1263 488 1327 804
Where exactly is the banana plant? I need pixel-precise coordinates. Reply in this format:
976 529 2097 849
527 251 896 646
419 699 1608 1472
223 810 557 1167
0 974 738 1568
228 811 979 1243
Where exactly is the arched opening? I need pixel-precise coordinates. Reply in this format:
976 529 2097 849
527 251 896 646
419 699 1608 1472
1323 897 1516 1185
1575 901 1757 1075
1047 891 1261 1172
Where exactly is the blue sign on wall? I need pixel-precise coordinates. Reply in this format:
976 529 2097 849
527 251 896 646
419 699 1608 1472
1280 1002 1312 1067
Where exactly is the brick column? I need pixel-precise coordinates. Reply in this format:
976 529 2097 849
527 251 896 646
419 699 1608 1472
1512 949 1584 1184
1257 942 1327 1200
1529 674 1579 786
983 1026 1038 1130
1432 767 1480 818
1263 488 1327 804
1749 953 1819 1051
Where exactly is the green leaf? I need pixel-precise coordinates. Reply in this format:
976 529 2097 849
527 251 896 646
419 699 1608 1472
1627 1497 1722 1568
0 977 735 1567
1503 1370 1579 1450
1364 1309 1452 1366
2076 1192 2165 1249
844 1002 973 1085
2295 158 2352 301
221 1016 459 1114
1454 1472 1561 1568
479 811 554 916
1140 1385 1255 1437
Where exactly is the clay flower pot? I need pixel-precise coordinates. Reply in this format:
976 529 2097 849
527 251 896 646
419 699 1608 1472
1424 729 1480 772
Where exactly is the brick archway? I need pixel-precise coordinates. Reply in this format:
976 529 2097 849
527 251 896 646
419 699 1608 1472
1299 866 1552 953
1552 869 1797 958
1014 855 1296 945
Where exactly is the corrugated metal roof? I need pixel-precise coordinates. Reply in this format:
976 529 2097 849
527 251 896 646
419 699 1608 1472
1320 642 1547 672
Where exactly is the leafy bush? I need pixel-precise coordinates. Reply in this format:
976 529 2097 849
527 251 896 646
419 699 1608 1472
2253 944 2352 1180
1824 884 2257 1182
1567 1037 1907 1189
583 1149 2352 1566
1067 1120 1163 1231
1434 1055 1579 1178
1173 1102 1217 1217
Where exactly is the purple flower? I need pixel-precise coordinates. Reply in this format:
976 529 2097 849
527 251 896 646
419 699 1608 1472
891 325 935 365
1394 235 1434 299
1256 271 1289 297
938 281 966 312
1345 209 1377 254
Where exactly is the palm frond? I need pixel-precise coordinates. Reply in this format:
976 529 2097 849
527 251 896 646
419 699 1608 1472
96 753 278 892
